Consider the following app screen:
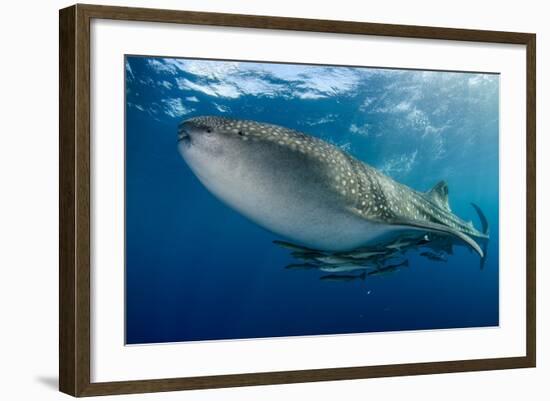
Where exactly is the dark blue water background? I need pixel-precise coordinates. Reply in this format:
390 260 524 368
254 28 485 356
125 56 499 344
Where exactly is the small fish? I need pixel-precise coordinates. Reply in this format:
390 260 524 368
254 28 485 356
420 234 454 255
291 251 325 260
320 271 366 282
416 234 431 245
314 255 360 265
368 260 409 276
420 251 447 262
319 263 376 273
386 238 414 252
338 250 387 259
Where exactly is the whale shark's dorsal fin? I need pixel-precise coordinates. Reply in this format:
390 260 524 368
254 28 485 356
426 180 450 211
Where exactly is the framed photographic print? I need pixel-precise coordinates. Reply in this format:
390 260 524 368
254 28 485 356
59 4 536 397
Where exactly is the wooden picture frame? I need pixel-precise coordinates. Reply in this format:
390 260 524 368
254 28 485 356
59 3 536 397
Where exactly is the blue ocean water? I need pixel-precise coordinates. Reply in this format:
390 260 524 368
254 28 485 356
125 56 499 344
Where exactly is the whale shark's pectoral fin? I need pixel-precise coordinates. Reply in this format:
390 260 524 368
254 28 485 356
388 218 484 258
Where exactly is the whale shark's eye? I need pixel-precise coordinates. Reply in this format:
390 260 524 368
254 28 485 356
238 131 244 136
206 128 212 133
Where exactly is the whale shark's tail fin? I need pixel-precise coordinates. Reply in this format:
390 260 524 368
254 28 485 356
471 203 490 269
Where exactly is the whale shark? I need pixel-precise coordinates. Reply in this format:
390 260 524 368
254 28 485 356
177 116 489 258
